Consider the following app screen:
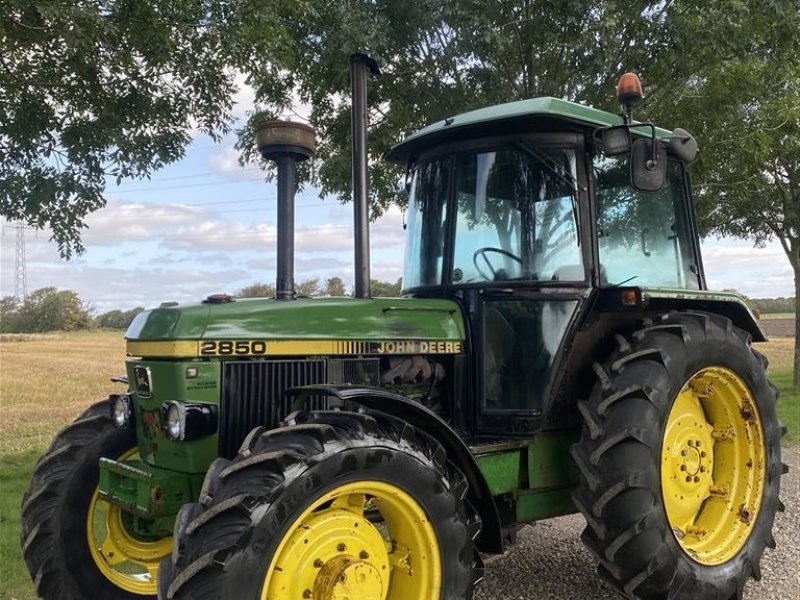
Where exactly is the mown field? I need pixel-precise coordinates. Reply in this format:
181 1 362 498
0 330 797 599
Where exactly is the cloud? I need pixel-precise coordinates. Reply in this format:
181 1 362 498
701 239 792 297
208 141 263 178
78 200 207 246
17 263 252 311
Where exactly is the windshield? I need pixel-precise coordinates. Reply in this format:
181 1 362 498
594 155 700 289
403 147 583 289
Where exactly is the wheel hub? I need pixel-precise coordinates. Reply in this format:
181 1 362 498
660 367 766 565
315 555 384 600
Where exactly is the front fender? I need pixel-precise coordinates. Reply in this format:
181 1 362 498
287 385 504 554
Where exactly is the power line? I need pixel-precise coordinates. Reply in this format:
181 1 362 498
110 176 270 194
79 224 402 243
112 167 262 186
82 198 346 223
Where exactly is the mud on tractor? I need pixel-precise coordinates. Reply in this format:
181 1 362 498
22 57 785 600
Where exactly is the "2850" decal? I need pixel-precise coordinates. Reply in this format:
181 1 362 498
199 340 268 356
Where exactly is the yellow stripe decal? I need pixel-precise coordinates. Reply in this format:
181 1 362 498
126 341 199 357
127 339 465 358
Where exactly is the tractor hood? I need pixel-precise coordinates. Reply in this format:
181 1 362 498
125 297 466 358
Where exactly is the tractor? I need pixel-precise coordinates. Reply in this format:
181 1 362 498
21 56 785 600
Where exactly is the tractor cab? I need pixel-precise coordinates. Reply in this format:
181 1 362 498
386 88 715 431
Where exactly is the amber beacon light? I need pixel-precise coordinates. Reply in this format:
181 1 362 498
616 72 643 122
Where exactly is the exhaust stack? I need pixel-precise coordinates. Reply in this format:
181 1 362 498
256 121 316 300
350 54 380 299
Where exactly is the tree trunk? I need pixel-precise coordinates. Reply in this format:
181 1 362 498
795 267 800 388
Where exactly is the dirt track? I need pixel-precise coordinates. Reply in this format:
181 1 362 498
761 318 795 338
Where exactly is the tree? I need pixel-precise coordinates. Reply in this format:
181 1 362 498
370 278 402 297
3 287 93 332
237 282 276 298
0 295 21 332
295 277 320 297
659 6 800 385
96 306 144 329
323 276 347 297
1 0 237 257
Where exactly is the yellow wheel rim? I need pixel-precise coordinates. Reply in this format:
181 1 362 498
86 448 173 595
261 480 441 600
661 367 765 565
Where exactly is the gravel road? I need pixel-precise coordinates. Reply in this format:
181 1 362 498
476 446 800 599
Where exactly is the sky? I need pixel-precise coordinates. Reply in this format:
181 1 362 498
0 87 793 312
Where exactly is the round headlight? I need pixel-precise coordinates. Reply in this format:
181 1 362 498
111 395 131 429
164 402 185 441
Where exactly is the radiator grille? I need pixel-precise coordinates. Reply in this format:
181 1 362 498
220 358 380 458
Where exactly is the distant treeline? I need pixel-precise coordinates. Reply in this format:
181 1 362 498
0 277 404 333
748 297 795 315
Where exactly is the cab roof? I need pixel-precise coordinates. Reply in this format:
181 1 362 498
385 96 672 163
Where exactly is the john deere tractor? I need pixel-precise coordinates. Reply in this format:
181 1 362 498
22 57 784 600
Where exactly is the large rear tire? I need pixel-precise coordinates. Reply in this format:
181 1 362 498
158 410 480 599
572 312 784 599
21 401 171 599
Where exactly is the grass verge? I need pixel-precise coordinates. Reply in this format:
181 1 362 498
0 451 39 600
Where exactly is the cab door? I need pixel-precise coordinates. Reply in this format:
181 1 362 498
442 135 593 435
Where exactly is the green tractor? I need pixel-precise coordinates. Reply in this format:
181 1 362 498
22 57 785 600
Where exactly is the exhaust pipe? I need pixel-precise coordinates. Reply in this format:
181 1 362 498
350 53 380 299
256 120 316 300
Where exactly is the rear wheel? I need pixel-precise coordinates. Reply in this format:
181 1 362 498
159 410 480 599
21 401 171 599
572 312 784 599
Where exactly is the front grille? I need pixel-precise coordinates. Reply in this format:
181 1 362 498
220 358 380 458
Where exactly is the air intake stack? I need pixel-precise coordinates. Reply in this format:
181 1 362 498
256 121 316 300
350 54 380 299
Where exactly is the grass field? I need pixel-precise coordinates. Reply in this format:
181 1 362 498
761 312 795 320
0 331 797 599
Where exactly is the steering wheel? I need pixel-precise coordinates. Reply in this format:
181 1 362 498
473 247 523 281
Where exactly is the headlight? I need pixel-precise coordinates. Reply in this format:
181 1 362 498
163 401 185 441
111 394 132 429
162 401 218 442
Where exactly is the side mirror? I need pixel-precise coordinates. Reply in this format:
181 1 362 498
600 126 631 155
669 128 699 163
630 138 667 192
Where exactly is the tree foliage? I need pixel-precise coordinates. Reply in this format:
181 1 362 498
236 277 402 298
0 0 236 256
369 278 402 297
0 287 93 332
95 306 144 329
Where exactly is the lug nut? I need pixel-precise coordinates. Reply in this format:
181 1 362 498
314 559 324 568
686 476 692 482
303 590 312 599
337 543 347 552
701 451 707 458
680 465 686 471
694 476 700 482
359 550 369 559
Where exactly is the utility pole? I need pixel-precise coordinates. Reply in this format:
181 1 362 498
14 221 28 302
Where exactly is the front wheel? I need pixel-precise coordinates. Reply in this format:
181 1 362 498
159 410 480 599
21 401 172 599
572 312 784 599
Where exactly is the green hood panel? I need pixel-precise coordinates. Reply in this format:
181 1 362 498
126 297 465 343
